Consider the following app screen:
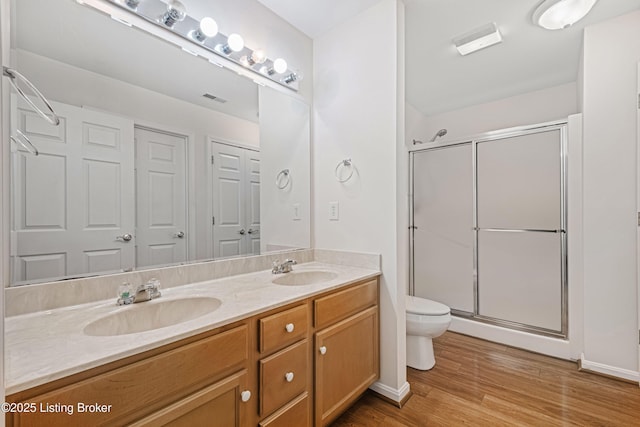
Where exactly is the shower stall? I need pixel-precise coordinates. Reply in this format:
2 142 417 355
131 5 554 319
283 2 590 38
410 120 567 338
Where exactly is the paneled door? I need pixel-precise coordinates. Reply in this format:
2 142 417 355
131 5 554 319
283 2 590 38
211 141 260 258
134 127 187 268
11 98 135 283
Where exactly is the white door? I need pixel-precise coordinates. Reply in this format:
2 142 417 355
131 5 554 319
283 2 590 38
211 142 260 258
11 98 135 283
245 149 261 255
135 127 187 268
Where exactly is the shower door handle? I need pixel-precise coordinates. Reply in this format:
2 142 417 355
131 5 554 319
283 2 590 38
474 228 565 234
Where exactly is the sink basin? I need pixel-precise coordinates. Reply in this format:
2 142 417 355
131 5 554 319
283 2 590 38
272 270 338 286
84 297 222 336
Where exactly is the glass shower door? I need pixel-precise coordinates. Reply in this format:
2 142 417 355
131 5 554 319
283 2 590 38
412 143 474 313
476 129 566 334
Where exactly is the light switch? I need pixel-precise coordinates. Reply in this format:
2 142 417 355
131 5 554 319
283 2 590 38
293 203 301 221
329 201 339 221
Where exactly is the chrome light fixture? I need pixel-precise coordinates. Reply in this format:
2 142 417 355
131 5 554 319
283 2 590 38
98 0 301 90
533 0 598 30
160 0 186 28
452 23 502 56
191 17 218 42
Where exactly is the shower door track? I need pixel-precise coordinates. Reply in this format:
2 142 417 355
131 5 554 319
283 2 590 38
409 120 568 339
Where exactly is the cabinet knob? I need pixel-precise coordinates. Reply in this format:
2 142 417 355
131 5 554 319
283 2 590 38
285 323 295 333
285 372 294 382
240 390 251 402
319 346 327 355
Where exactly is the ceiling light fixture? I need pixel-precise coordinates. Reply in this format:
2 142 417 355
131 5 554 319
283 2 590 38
452 22 502 56
533 0 598 30
160 0 186 28
283 69 303 84
191 17 218 42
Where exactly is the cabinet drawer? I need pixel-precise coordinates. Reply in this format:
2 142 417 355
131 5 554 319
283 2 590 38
260 304 308 354
259 392 310 427
314 279 378 329
259 340 308 416
10 325 248 427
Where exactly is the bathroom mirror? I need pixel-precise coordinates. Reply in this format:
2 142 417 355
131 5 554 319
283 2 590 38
7 0 310 286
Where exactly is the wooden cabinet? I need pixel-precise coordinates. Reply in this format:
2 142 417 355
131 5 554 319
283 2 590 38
314 279 379 426
6 276 379 427
6 324 251 427
131 370 249 427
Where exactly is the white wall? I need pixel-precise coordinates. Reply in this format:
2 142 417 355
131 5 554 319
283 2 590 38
408 82 579 144
314 0 409 401
16 49 259 261
259 86 311 251
581 10 640 379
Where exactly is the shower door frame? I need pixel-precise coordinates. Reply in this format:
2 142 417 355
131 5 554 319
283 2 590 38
409 120 568 339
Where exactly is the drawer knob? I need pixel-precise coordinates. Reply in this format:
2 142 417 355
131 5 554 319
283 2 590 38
285 323 295 333
285 372 294 382
319 346 327 355
241 390 251 402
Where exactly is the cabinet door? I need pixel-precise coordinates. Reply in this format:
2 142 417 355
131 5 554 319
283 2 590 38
131 370 250 427
315 306 379 427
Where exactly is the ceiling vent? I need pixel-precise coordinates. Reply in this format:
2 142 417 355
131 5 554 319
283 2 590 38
202 93 227 103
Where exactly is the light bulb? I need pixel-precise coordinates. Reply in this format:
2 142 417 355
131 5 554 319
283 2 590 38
273 58 287 74
251 49 267 65
200 17 218 37
192 17 218 42
227 33 244 52
283 69 304 84
161 0 186 28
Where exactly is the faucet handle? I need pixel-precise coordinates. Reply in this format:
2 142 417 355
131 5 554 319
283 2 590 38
285 259 297 265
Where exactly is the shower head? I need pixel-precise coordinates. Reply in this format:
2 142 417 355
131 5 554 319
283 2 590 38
429 129 447 142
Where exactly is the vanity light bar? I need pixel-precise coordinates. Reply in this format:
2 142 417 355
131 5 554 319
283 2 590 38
101 0 300 91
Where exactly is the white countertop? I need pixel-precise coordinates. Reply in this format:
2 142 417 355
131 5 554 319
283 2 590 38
5 262 380 395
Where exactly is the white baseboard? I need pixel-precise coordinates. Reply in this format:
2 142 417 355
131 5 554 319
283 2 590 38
580 354 640 383
449 317 572 360
369 381 411 403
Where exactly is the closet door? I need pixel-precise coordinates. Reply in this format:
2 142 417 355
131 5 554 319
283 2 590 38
412 144 474 313
476 129 564 332
135 127 187 268
211 142 260 258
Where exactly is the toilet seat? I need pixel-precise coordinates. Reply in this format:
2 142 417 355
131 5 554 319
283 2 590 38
406 295 450 316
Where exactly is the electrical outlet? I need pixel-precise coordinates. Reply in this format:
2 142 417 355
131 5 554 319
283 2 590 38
329 201 339 221
293 203 301 221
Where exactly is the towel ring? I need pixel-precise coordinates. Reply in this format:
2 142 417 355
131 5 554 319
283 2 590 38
11 129 39 156
334 158 354 183
3 67 60 126
276 169 290 189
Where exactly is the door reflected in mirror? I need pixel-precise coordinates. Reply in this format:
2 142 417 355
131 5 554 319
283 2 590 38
8 0 310 286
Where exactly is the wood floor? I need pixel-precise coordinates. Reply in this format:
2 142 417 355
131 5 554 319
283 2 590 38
332 331 640 426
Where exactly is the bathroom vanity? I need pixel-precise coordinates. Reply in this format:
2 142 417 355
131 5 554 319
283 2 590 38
4 260 380 426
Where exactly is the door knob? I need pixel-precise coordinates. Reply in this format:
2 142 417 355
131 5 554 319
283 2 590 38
173 231 185 238
116 233 133 242
247 228 259 235
238 229 246 235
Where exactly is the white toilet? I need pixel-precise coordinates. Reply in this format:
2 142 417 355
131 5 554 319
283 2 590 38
406 295 451 370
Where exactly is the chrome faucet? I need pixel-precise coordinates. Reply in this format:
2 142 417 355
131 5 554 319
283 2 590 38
134 279 162 303
272 259 297 274
116 279 161 305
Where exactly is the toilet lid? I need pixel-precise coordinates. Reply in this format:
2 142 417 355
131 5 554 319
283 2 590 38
406 295 450 315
